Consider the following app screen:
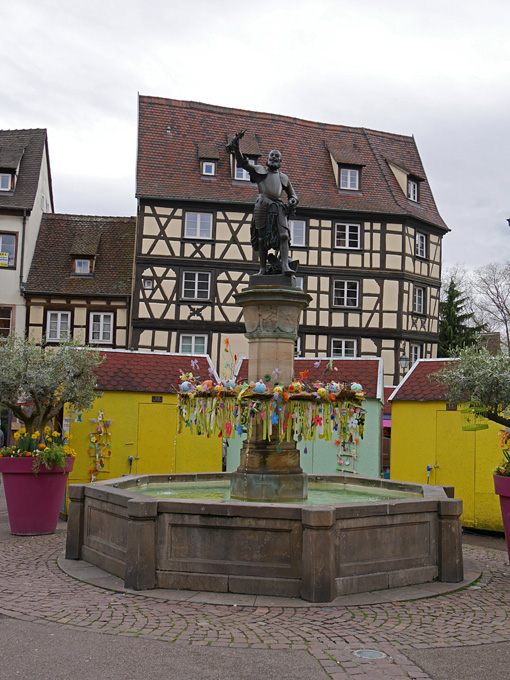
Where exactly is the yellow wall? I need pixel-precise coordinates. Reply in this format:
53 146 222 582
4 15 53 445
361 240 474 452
64 391 222 489
390 401 504 531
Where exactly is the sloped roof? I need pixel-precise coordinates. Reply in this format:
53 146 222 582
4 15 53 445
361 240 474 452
389 359 458 401
383 387 395 416
234 357 383 400
0 129 51 211
95 350 218 393
24 214 135 296
137 96 447 230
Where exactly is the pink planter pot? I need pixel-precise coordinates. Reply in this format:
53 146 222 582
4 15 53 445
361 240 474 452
0 456 74 535
494 474 510 562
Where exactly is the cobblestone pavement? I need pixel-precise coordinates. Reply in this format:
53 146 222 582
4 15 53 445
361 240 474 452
1 526 510 680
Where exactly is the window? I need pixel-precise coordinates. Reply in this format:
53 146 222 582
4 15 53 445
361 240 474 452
184 212 213 239
335 223 360 249
143 278 153 290
339 167 359 190
0 307 11 337
410 344 422 364
289 220 306 247
201 160 216 176
333 280 359 307
180 334 207 354
234 157 255 181
413 286 425 314
408 179 419 202
46 311 71 341
332 338 357 357
182 271 211 300
416 232 427 259
0 173 12 191
0 233 16 268
74 259 91 275
89 312 113 344
295 276 304 290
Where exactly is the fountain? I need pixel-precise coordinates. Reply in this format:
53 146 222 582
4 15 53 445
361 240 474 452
65 136 464 602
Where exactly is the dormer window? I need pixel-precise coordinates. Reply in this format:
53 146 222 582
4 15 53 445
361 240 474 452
234 156 256 181
73 258 93 275
0 173 13 191
387 159 424 203
408 179 419 202
339 167 360 191
201 160 216 176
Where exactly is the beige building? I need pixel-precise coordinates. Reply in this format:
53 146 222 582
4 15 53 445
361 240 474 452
24 214 135 348
132 97 448 385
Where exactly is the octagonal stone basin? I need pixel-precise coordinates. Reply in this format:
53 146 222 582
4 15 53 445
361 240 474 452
66 473 464 603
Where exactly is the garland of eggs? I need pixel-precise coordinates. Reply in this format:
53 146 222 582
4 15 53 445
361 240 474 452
177 378 365 444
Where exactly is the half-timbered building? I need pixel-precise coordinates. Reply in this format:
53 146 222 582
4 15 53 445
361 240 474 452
24 214 135 347
132 96 448 385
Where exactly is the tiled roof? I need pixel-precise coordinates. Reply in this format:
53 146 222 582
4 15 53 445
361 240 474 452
389 359 458 401
24 214 135 296
95 350 217 393
137 96 447 230
383 387 395 416
234 357 383 400
0 129 51 212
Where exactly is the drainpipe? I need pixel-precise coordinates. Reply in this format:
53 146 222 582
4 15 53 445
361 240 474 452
19 209 27 291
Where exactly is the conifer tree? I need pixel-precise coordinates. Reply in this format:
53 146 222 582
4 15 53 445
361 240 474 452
438 278 486 357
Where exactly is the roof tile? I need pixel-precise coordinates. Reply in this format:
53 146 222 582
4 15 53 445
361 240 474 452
25 214 135 296
137 97 447 230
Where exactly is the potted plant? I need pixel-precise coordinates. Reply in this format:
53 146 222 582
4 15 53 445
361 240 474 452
494 431 510 561
0 428 76 535
0 335 103 535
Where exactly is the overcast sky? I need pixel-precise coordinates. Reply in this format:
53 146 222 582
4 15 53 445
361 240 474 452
2 0 509 271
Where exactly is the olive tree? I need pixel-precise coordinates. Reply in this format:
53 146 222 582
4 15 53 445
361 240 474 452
0 335 103 435
434 345 510 428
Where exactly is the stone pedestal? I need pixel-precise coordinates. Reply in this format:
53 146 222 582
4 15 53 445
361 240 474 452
230 280 311 502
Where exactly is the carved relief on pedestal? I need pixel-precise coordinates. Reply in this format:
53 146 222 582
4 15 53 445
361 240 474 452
243 302 301 338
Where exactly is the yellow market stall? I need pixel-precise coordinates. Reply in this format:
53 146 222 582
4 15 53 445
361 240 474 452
390 358 505 532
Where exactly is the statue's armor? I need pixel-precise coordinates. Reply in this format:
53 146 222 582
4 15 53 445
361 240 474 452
242 161 297 252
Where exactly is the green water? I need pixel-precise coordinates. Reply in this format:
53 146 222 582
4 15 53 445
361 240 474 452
134 481 419 504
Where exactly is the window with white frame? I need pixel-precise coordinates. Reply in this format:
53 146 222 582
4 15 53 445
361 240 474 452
0 307 11 337
289 220 306 247
143 278 153 290
333 280 359 307
332 338 357 357
74 259 91 275
179 334 207 354
339 167 359 190
46 311 71 341
201 160 216 176
184 212 213 239
0 173 12 191
408 179 419 201
234 156 256 181
0 233 16 268
182 271 211 300
410 344 422 364
416 232 427 258
413 286 425 314
335 223 360 249
89 312 114 344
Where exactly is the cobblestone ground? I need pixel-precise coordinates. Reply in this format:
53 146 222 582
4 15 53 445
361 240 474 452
1 532 509 680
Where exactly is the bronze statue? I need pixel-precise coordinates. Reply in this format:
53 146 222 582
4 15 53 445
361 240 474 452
227 130 298 276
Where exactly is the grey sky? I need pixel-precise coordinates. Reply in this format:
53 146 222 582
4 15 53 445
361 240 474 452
2 0 509 270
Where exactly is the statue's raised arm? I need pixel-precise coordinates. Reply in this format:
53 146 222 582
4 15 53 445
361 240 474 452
226 130 247 167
